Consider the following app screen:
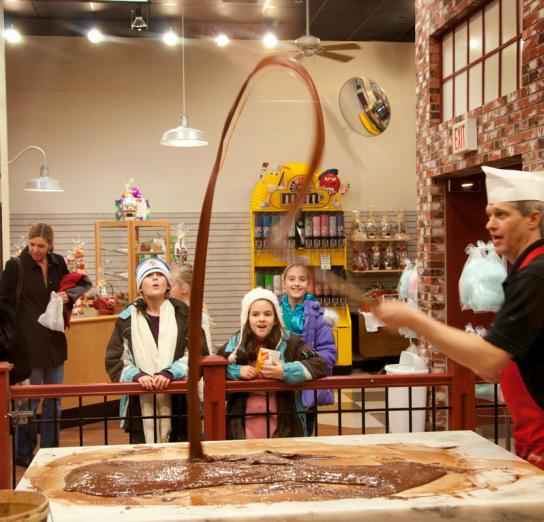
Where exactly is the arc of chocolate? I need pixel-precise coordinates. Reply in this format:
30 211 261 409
187 54 325 459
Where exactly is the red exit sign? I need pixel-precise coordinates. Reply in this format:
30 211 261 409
452 118 477 154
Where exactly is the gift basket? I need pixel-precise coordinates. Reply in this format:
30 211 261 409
93 281 119 315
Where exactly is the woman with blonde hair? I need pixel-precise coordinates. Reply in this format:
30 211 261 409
0 223 69 466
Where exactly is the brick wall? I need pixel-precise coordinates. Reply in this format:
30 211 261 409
415 0 544 372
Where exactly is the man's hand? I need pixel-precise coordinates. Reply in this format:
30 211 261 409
371 299 418 333
260 359 284 380
240 365 256 380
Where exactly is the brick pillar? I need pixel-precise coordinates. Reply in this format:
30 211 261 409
415 0 543 427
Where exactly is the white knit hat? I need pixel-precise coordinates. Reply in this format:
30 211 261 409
136 258 172 292
483 166 544 204
228 287 284 363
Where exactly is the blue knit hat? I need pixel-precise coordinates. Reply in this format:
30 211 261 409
136 258 172 293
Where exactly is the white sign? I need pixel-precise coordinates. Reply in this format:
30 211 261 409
320 255 331 271
452 118 477 154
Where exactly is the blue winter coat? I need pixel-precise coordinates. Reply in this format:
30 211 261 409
281 295 337 407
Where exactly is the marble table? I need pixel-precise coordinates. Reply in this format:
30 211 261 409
17 430 544 521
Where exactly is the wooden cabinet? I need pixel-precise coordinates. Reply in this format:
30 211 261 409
95 220 171 302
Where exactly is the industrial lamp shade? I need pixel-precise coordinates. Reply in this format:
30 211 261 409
8 145 64 192
24 165 64 192
160 113 208 147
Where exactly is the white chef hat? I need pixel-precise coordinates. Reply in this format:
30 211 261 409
483 166 544 204
136 257 172 292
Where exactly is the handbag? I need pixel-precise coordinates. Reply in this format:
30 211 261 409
0 257 23 352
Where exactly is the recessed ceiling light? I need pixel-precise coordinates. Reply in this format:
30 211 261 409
263 32 277 49
4 26 22 44
215 34 230 47
163 30 179 46
87 28 104 43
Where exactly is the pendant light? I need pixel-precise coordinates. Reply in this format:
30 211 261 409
160 9 208 147
8 145 64 192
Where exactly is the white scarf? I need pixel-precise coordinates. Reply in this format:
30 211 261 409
131 300 177 443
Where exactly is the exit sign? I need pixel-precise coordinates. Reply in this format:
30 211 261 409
452 118 477 154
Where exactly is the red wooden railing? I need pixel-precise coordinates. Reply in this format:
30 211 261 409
0 356 467 489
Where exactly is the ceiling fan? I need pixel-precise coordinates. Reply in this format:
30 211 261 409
292 0 361 62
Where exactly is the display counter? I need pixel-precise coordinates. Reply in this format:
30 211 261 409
64 310 117 409
17 431 544 521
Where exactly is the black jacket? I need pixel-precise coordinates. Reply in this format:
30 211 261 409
0 247 69 383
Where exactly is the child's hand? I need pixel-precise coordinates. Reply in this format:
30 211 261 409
260 359 284 380
240 365 256 380
152 374 170 390
137 374 154 391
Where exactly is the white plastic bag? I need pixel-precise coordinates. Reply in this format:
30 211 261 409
459 241 506 312
38 291 65 332
397 259 413 299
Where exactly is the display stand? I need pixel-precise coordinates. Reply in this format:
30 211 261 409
250 163 352 373
95 220 171 303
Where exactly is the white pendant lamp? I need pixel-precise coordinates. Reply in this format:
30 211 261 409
161 9 208 147
8 145 64 192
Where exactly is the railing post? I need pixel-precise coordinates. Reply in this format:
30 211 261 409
0 362 12 489
202 355 227 441
448 359 476 430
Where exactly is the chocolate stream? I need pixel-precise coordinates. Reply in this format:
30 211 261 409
187 54 325 459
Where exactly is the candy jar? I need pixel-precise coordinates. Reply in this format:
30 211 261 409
366 208 377 240
173 223 188 264
351 243 368 272
395 211 408 239
350 210 366 241
384 245 396 270
380 213 392 239
370 245 381 270
396 244 409 268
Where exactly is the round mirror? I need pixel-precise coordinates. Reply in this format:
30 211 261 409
339 76 391 136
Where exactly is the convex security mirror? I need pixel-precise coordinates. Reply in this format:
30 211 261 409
339 76 391 136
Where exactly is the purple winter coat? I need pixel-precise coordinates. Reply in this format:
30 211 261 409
299 300 337 407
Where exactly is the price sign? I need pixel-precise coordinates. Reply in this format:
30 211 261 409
320 255 331 270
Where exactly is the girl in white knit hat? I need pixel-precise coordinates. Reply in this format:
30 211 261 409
218 287 327 439
105 258 209 444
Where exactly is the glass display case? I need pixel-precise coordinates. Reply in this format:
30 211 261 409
95 220 171 303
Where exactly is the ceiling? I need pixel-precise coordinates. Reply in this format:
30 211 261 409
3 0 415 42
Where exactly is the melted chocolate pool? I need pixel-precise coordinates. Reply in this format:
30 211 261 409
64 450 446 498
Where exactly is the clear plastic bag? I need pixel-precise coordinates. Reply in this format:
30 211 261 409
459 241 506 312
38 291 65 332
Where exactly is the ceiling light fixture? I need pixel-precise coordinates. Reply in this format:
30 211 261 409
4 26 22 44
8 145 64 192
131 7 148 32
160 9 208 147
215 34 230 47
263 32 278 49
163 29 179 46
87 27 104 43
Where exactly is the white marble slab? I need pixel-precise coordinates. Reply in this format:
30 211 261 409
17 430 544 521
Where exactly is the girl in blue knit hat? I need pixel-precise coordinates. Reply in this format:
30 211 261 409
105 257 208 444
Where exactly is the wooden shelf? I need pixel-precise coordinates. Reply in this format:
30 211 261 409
349 237 411 243
254 249 346 267
350 269 403 274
